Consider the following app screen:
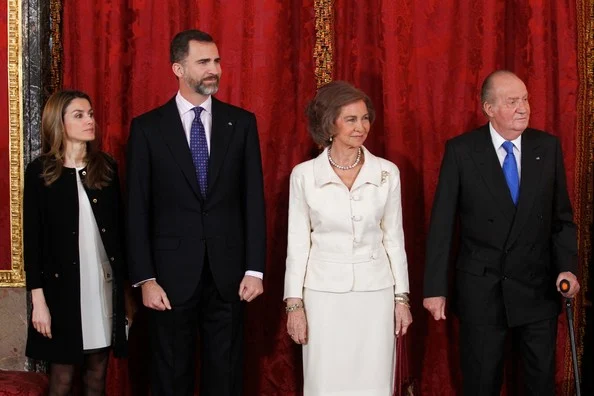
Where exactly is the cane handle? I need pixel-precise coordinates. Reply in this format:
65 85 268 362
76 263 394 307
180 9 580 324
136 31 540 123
559 279 570 293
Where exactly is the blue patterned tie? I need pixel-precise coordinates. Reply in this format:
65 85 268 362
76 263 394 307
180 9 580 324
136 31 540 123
502 141 519 205
190 107 209 197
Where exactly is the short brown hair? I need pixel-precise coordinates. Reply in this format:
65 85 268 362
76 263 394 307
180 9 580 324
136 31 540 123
306 81 375 147
170 29 215 64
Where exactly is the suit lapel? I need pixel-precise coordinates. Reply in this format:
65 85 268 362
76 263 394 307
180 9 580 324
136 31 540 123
470 125 516 221
158 98 202 201
505 129 543 248
208 97 236 194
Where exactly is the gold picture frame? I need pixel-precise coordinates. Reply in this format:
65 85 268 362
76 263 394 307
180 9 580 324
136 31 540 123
0 0 24 287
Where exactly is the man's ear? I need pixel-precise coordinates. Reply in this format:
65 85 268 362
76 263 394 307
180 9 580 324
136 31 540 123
483 101 494 118
172 63 184 78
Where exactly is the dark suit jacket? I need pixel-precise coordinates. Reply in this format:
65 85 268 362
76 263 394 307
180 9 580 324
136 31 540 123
424 124 577 326
24 155 127 363
126 96 266 305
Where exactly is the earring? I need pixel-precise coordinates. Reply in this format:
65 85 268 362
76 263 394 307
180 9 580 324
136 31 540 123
329 136 333 142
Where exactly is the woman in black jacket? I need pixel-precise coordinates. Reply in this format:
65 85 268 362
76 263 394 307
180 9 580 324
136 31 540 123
24 90 129 395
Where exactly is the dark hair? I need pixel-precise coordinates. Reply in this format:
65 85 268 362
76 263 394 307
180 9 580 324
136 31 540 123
305 81 375 147
481 70 518 104
170 29 215 64
40 89 113 189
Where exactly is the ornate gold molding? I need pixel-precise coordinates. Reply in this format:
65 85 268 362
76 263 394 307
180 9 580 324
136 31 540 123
49 0 62 92
569 0 593 392
313 0 334 87
0 0 24 287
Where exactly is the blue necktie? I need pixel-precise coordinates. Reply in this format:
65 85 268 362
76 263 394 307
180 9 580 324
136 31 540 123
502 141 519 205
190 107 209 197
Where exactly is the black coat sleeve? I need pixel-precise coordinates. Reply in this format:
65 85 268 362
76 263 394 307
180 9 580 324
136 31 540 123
424 140 460 297
242 113 266 273
550 137 578 274
23 160 44 290
126 118 156 284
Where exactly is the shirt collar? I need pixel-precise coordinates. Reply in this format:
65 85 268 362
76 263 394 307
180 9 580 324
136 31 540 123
489 122 522 151
313 146 382 188
175 91 212 117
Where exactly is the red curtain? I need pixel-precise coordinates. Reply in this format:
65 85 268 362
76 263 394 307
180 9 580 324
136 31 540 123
333 0 578 394
61 0 580 395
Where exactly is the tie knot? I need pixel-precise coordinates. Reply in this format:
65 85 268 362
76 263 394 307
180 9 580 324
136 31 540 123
192 107 204 116
502 141 514 154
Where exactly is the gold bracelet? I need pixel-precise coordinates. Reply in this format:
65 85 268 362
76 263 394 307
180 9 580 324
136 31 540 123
394 293 410 304
396 301 411 308
285 303 304 313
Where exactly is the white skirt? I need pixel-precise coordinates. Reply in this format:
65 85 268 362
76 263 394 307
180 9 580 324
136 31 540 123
302 287 395 396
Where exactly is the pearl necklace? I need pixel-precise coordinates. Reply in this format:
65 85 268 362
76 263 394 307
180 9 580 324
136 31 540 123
328 147 362 170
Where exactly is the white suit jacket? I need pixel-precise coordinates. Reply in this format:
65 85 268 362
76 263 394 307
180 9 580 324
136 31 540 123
284 146 410 299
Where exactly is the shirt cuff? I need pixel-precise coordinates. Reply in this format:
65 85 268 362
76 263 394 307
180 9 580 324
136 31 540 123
245 271 263 280
133 278 156 287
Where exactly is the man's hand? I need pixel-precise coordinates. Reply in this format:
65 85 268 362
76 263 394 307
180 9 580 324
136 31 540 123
141 280 172 311
238 275 264 302
556 272 580 298
423 296 447 321
124 286 139 326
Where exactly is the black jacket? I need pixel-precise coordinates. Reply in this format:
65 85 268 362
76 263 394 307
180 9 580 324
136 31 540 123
24 154 127 363
424 125 577 326
126 96 267 304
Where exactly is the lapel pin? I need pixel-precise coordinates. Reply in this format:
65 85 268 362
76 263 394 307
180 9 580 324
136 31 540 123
536 156 541 160
228 122 233 126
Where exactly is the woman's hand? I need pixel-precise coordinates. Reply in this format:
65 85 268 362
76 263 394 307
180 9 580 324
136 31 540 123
31 288 52 339
124 285 138 327
286 298 308 344
395 303 412 337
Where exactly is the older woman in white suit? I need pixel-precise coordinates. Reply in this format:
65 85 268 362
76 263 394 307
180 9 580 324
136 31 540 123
284 81 412 396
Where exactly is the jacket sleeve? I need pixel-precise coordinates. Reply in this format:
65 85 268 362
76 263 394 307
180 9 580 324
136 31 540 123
23 161 44 290
242 113 267 273
381 166 410 294
126 118 156 284
283 168 311 299
109 158 129 281
551 137 578 274
424 140 460 298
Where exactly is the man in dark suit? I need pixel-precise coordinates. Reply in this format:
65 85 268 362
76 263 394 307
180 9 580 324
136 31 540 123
126 29 266 396
423 70 580 395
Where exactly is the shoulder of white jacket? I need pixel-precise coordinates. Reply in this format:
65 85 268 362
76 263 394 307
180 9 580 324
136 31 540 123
291 157 317 176
367 151 400 175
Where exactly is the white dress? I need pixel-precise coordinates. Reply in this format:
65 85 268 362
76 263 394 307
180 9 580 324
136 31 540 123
76 169 112 350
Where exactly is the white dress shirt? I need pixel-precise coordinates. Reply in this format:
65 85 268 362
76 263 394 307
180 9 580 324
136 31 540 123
134 93 262 287
284 146 410 299
489 122 522 180
175 92 213 152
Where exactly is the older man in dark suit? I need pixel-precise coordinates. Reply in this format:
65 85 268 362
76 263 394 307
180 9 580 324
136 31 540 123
423 70 580 395
126 29 266 396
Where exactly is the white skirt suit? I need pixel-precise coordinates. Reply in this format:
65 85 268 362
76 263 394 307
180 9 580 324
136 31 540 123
284 146 410 396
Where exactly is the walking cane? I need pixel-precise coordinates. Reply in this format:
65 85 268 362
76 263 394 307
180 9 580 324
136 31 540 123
560 279 581 396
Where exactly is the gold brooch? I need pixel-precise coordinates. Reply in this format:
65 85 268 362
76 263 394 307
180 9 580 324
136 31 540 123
381 171 389 184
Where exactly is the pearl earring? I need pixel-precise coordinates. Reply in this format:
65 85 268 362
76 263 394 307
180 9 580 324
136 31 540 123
329 136 333 142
